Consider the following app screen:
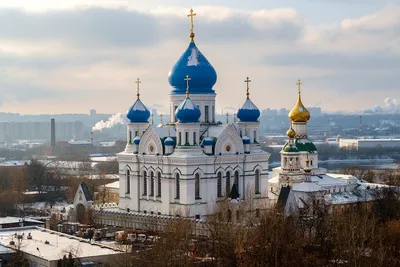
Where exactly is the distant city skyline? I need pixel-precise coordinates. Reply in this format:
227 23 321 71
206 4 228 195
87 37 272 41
0 1 398 114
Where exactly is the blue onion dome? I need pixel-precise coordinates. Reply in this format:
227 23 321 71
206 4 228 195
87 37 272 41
237 78 260 122
168 42 217 95
126 79 151 123
202 137 213 146
164 137 175 146
133 136 141 145
175 90 201 123
242 136 250 144
237 98 260 122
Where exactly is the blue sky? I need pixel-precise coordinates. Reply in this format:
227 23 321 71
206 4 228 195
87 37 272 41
0 0 399 114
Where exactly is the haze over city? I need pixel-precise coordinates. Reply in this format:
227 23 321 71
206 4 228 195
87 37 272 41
0 0 399 115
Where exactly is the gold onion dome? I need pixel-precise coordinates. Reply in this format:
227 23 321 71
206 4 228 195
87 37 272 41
288 79 310 123
286 125 296 139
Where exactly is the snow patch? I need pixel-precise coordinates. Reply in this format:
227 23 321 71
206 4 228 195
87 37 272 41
187 48 199 66
181 98 198 110
241 99 259 110
132 99 147 111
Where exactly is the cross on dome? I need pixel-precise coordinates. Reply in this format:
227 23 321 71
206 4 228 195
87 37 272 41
187 9 196 42
135 78 141 99
244 77 251 99
184 74 191 97
296 79 302 94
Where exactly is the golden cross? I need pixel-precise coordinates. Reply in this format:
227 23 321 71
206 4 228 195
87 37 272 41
135 78 141 99
187 9 196 42
296 79 302 94
244 77 251 99
184 74 191 97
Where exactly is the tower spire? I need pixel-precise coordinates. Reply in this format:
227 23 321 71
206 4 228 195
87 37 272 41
244 77 251 99
135 78 141 99
187 9 197 43
184 74 191 98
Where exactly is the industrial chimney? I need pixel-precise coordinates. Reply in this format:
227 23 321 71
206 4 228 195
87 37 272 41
51 118 56 148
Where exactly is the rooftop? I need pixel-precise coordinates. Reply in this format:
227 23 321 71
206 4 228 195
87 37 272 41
0 227 122 261
0 217 44 226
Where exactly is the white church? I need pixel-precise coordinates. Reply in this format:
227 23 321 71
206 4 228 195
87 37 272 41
110 9 386 219
117 10 270 217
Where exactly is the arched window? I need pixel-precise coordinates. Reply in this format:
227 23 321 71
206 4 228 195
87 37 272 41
175 173 180 200
157 172 162 197
217 172 222 197
195 173 200 199
234 171 239 193
126 170 130 194
143 171 147 196
226 172 231 196
255 169 260 194
129 131 132 144
150 172 154 196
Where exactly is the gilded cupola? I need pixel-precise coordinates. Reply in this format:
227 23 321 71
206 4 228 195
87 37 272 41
288 79 310 123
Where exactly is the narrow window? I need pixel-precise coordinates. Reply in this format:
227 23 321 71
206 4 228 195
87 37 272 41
129 131 132 143
175 173 180 200
256 209 260 218
253 130 257 143
217 172 222 197
143 171 147 196
227 209 232 222
174 106 178 121
205 105 209 123
150 172 154 196
157 172 162 197
234 171 239 193
236 210 240 220
185 132 189 145
212 106 215 123
255 169 260 194
193 132 197 145
240 130 242 137
195 173 200 199
226 172 231 196
126 170 130 194
135 131 139 137
178 132 182 145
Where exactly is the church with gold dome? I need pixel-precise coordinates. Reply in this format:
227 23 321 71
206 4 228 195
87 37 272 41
117 9 270 217
268 81 384 214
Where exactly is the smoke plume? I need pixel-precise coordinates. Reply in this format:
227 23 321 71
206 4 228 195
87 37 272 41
92 113 127 131
364 97 400 114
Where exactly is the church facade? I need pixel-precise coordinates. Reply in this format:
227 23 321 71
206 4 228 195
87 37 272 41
117 10 270 217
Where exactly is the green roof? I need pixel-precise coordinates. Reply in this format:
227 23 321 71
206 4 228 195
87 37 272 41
282 141 299 153
294 138 317 152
